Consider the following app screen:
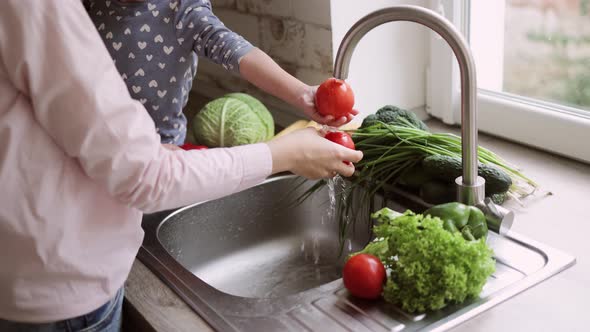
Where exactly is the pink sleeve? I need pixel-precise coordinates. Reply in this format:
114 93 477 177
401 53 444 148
0 0 272 213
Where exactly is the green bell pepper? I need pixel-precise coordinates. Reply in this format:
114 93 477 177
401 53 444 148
424 202 488 240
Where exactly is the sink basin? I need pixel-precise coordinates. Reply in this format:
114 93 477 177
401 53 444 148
156 176 371 298
140 174 575 331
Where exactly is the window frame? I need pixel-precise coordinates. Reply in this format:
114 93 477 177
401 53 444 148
426 0 590 163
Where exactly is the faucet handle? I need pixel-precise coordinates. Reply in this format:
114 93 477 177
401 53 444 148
477 197 514 236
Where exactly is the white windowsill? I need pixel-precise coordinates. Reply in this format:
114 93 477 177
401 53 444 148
476 90 590 164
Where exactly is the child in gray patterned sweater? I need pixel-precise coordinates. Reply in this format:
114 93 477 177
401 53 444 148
85 0 357 146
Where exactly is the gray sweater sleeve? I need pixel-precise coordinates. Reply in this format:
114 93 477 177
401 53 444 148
182 1 254 72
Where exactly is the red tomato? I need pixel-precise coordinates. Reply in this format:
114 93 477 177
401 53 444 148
325 131 355 165
315 78 355 118
180 143 208 151
325 131 355 150
342 254 386 300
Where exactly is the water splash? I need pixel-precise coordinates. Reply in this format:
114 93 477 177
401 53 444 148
308 175 351 267
326 177 336 220
327 175 346 222
312 235 320 265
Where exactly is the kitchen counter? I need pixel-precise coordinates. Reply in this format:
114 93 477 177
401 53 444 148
125 120 590 332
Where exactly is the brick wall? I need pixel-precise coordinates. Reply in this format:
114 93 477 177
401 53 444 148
186 0 334 126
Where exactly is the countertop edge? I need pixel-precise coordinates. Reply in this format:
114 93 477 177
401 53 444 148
124 260 214 332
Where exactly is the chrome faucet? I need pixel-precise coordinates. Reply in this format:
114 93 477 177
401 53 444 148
333 5 486 206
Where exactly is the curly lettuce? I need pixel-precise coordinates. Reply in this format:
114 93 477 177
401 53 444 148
361 209 495 313
350 209 402 265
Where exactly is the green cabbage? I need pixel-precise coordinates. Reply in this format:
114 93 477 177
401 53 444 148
193 93 274 147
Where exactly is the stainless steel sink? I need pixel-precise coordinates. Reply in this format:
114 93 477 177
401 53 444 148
156 175 371 299
139 174 575 332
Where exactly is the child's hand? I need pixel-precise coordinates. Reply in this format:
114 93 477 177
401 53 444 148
238 50 357 126
299 85 358 127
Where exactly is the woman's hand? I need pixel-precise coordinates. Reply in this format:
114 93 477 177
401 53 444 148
297 85 358 127
266 127 363 180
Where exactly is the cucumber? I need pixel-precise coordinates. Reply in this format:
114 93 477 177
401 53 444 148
398 164 432 189
479 165 512 194
422 155 512 195
420 180 456 204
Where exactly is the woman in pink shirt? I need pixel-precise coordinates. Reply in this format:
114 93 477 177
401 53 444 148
0 1 362 331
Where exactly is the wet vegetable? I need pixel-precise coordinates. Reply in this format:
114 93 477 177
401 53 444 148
325 131 355 150
342 253 386 300
293 110 537 247
362 208 495 313
325 131 356 165
315 78 355 118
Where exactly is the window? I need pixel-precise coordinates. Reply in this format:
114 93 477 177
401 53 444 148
427 0 590 163
473 0 590 112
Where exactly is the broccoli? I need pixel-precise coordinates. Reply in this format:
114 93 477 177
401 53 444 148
360 105 429 131
360 114 378 128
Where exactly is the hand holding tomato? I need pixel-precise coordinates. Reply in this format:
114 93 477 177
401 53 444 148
343 254 386 300
324 131 355 150
324 131 355 165
298 80 358 127
315 78 355 118
267 127 363 179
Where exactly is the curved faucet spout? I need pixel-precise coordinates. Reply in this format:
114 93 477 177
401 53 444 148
333 5 485 205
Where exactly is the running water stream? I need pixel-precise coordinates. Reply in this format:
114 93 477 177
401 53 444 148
304 175 353 268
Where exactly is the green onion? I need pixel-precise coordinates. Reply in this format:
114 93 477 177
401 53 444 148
294 118 538 247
